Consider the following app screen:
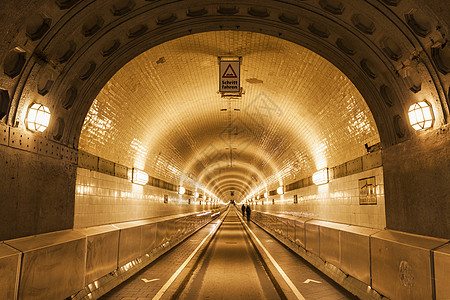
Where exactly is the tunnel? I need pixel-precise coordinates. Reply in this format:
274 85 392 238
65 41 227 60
0 0 449 299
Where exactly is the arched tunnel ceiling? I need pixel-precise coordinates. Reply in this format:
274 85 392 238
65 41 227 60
79 31 380 199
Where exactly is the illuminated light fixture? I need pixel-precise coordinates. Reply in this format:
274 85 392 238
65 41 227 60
129 168 149 185
277 186 284 195
194 192 199 198
26 103 51 132
178 186 185 195
408 101 434 130
313 168 329 185
257 195 260 200
264 192 268 198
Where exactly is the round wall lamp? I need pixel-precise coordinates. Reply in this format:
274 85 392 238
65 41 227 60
408 101 434 130
277 186 284 195
26 103 51 132
178 186 185 195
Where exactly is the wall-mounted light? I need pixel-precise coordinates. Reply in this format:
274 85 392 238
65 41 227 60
313 168 329 185
178 186 185 195
257 195 260 200
264 192 268 198
129 168 148 185
194 192 199 198
408 101 434 130
26 103 51 132
277 186 284 195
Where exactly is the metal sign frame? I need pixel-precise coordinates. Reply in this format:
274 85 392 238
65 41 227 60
219 57 241 96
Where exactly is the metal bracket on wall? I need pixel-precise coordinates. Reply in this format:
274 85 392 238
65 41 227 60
0 123 8 146
2 124 78 164
9 127 38 153
37 138 62 159
78 150 99 171
98 157 115 176
61 146 78 164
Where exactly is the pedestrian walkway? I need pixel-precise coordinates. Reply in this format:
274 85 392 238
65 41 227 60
101 208 356 299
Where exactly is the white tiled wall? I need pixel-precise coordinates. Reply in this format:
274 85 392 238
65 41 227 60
254 167 386 229
74 168 217 228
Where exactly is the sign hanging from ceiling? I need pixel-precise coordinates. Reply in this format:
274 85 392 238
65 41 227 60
219 59 240 93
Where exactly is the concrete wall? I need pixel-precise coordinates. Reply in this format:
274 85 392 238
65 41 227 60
0 145 76 241
383 128 450 239
254 167 386 229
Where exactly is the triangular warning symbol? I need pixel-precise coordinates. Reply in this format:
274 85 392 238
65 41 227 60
222 64 238 78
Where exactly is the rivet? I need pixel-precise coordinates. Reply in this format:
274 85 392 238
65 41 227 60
0 89 11 119
62 86 77 110
26 14 52 41
79 61 96 80
3 48 26 78
56 40 76 63
82 15 104 37
101 40 120 56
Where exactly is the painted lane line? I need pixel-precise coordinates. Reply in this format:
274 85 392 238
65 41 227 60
242 220 306 300
152 220 222 300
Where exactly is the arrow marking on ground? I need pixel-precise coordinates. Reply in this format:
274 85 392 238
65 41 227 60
142 278 160 283
303 279 322 284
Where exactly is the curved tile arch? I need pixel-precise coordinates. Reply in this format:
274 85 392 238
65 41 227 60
216 182 250 194
196 160 267 188
217 186 247 198
211 181 253 194
2 0 446 152
0 0 446 241
205 171 262 192
209 179 254 195
67 19 404 149
0 2 370 135
182 143 280 184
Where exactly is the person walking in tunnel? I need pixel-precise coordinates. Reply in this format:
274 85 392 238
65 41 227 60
241 204 246 217
246 205 251 222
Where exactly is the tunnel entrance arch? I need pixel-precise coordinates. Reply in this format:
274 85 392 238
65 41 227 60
1 0 448 239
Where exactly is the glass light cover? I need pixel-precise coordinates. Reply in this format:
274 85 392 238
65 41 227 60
194 192 199 198
277 186 284 195
313 168 329 185
264 192 268 198
178 186 185 194
27 103 51 132
131 168 148 185
408 101 434 130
